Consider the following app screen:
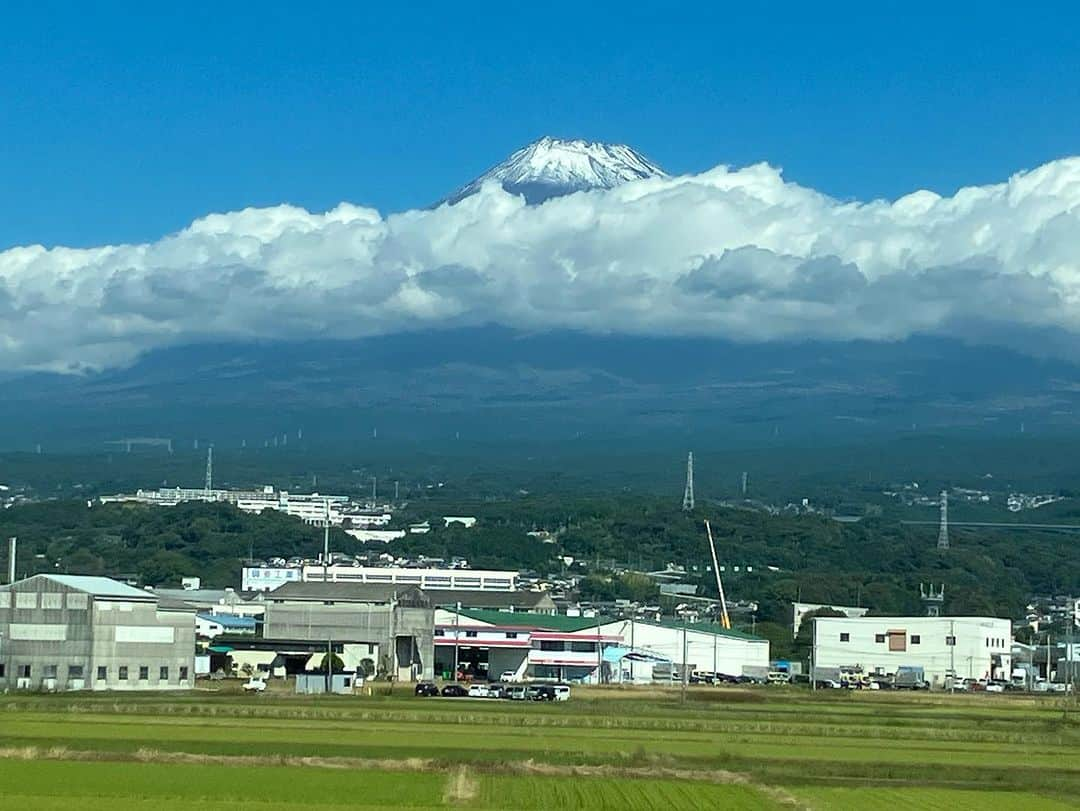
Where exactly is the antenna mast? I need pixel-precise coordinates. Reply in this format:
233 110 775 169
705 520 731 629
204 446 213 494
682 452 695 512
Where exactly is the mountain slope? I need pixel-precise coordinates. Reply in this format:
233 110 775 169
443 136 667 205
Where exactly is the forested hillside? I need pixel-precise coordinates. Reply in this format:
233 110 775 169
1 496 1076 649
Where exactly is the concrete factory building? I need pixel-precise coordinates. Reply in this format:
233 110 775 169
0 574 196 691
259 583 437 681
813 615 1013 686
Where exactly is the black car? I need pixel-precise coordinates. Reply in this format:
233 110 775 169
440 684 468 697
532 685 556 701
414 682 439 697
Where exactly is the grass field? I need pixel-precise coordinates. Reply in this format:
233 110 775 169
1 686 1077 809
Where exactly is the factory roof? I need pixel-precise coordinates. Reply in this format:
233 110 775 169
452 608 608 633
16 574 154 600
270 582 552 611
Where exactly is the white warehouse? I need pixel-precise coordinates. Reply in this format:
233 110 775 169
813 616 1012 686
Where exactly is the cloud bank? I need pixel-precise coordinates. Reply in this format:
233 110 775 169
4 158 1080 372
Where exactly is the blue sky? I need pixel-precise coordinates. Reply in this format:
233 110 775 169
2 3 1080 248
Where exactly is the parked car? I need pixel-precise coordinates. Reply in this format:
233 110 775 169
767 671 791 685
499 670 519 683
737 674 765 685
441 684 468 697
815 679 841 689
508 685 529 701
242 677 266 692
414 682 439 697
985 682 1005 693
467 683 492 698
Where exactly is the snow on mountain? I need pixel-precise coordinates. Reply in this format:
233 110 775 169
443 136 667 205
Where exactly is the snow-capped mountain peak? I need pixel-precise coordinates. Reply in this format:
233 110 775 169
443 136 667 205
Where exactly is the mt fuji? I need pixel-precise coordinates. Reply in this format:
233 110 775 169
442 136 667 205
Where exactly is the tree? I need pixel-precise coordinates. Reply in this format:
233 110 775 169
316 653 344 673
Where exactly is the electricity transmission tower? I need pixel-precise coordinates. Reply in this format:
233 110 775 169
682 452 695 512
937 490 949 550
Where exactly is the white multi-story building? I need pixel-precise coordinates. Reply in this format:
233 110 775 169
242 566 303 592
242 565 519 593
813 616 1013 685
235 488 351 525
303 566 518 591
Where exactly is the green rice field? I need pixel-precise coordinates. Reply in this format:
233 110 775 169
1 686 1077 809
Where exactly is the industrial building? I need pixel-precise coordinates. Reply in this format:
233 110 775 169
243 564 520 593
0 574 196 691
256 583 436 681
432 608 770 684
813 615 1013 685
597 618 770 682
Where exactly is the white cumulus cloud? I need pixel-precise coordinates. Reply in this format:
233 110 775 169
4 158 1080 372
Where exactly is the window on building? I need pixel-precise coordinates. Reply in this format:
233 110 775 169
367 644 375 655
43 665 58 679
139 666 149 680
68 665 84 679
888 631 907 652
179 667 189 681
945 635 956 646
539 640 564 651
570 641 595 653
17 665 31 678
875 634 885 643
465 630 478 638
839 633 850 642
434 629 445 637
911 635 921 645
119 666 128 681
97 666 107 681
41 593 63 609
506 632 518 639
160 666 169 681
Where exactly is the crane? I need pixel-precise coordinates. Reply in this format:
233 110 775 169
704 519 731 630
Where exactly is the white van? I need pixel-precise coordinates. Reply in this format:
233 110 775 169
467 683 491 698
551 684 571 701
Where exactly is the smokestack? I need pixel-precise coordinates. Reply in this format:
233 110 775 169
7 536 15 584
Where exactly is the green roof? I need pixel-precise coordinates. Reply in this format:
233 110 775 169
453 608 609 633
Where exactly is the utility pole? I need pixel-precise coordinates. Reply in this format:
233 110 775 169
326 637 333 694
596 614 603 685
322 499 330 569
949 619 955 693
453 601 461 681
680 621 688 703
712 628 718 682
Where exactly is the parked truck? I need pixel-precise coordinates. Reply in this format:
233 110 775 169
894 666 929 690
